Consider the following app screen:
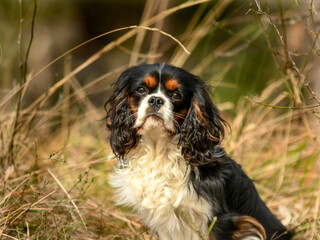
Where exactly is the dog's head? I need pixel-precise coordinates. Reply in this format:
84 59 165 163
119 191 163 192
105 63 226 166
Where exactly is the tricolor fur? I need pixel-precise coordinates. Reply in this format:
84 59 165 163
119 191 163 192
105 63 292 240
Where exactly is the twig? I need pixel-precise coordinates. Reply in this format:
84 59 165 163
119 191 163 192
6 0 24 168
276 0 290 68
23 25 189 115
0 174 32 206
138 26 190 54
0 234 18 240
47 169 87 230
21 0 37 99
147 0 169 64
6 0 37 168
117 45 162 58
0 0 209 111
246 96 320 110
214 29 263 57
86 199 142 228
262 0 320 106
24 0 37 84
129 0 157 66
170 0 232 67
9 189 54 225
205 216 217 240
301 29 320 71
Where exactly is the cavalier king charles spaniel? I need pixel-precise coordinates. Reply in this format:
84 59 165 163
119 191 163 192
105 63 292 240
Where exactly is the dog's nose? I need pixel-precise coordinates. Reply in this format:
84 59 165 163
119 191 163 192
148 96 164 110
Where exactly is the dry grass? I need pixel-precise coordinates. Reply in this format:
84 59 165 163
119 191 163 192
1 0 320 239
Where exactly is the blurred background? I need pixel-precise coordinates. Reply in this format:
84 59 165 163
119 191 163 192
0 0 319 239
3 0 319 106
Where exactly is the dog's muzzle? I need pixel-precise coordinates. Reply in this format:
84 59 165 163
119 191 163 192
148 96 165 113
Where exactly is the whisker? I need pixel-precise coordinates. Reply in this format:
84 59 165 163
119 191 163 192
173 111 186 120
115 112 137 126
174 114 186 120
172 118 181 132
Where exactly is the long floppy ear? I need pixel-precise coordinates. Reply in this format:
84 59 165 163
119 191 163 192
179 83 226 166
105 71 138 160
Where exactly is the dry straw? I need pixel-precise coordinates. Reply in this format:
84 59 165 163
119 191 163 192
0 0 319 239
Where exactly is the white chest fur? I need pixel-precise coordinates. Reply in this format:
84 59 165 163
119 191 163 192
110 129 212 240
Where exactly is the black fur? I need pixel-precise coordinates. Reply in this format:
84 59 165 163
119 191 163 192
191 153 292 239
179 80 226 166
105 68 139 160
105 63 293 240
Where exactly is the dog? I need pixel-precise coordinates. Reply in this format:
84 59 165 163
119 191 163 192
105 63 292 240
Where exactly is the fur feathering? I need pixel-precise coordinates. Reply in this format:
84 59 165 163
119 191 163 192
110 122 212 240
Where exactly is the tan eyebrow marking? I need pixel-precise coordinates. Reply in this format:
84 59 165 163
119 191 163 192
165 79 180 91
143 75 157 88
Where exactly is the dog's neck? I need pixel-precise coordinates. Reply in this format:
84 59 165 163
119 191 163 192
111 119 212 239
119 121 189 210
136 118 177 150
132 130 180 165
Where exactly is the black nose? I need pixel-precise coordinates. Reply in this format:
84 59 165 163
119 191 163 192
148 96 164 109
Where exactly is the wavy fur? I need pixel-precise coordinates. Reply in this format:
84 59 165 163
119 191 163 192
179 80 227 166
105 69 139 160
105 63 292 240
110 128 212 240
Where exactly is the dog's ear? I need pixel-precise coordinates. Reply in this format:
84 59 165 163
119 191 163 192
105 71 138 160
179 83 226 166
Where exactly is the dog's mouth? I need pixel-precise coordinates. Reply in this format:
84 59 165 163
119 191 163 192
137 114 175 134
139 114 164 127
146 113 164 122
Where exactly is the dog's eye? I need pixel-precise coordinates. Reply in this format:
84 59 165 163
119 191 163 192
136 87 147 95
171 92 182 101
